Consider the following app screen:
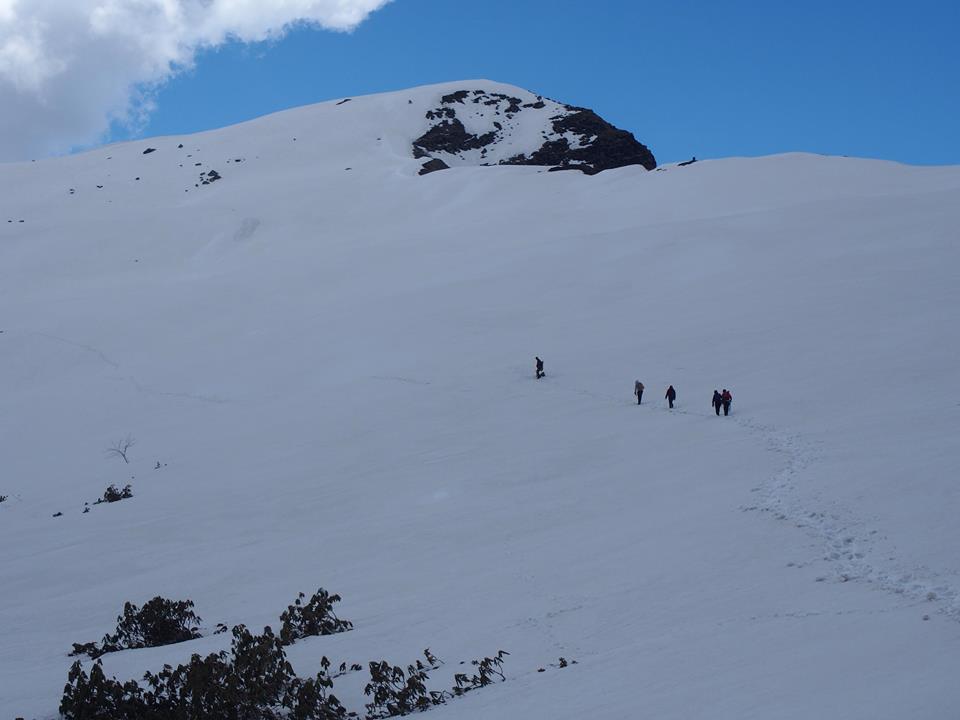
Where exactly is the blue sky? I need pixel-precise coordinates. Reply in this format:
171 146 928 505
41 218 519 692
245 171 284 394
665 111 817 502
119 1 958 165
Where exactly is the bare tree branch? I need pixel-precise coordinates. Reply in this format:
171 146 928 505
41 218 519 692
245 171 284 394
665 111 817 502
105 435 136 464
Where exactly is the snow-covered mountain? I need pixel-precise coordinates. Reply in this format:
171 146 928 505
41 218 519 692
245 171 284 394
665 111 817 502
1 81 959 719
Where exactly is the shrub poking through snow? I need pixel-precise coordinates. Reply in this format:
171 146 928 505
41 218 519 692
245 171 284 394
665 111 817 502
61 591 504 718
69 597 202 659
60 660 146 720
279 588 353 646
363 650 448 718
144 625 295 717
332 662 365 679
95 483 133 504
363 649 508 718
107 597 202 650
61 624 353 720
67 641 99 658
451 651 509 696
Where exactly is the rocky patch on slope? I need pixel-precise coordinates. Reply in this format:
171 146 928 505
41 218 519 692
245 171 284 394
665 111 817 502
412 89 656 175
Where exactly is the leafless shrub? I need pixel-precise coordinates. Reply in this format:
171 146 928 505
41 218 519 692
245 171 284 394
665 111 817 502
105 435 136 464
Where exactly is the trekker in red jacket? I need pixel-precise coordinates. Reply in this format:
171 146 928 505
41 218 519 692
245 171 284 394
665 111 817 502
721 389 733 416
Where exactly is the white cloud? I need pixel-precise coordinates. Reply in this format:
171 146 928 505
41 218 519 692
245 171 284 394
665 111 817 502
0 0 391 161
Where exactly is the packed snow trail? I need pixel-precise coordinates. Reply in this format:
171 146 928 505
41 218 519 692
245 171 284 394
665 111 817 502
515 372 960 624
738 416 960 622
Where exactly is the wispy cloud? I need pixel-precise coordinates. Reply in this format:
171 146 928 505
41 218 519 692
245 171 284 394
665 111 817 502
0 0 391 161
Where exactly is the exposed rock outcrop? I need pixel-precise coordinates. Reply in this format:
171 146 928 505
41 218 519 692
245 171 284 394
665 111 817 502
419 159 450 175
412 88 656 175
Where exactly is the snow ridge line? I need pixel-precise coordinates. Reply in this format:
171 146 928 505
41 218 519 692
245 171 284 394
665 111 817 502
734 417 960 622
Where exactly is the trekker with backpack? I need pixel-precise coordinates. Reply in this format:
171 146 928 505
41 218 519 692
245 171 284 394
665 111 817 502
712 390 722 416
634 380 644 405
721 389 733 416
665 385 677 409
535 356 545 379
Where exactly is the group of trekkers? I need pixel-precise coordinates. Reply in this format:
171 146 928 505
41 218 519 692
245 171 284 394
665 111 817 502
534 357 733 415
712 388 734 416
639 381 731 415
644 383 732 415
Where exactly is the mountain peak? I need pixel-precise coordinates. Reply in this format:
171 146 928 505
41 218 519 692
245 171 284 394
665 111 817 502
408 83 656 175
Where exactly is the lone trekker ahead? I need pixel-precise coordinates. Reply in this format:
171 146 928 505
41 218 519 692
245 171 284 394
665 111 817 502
665 385 677 409
535 356 545 379
634 380 644 405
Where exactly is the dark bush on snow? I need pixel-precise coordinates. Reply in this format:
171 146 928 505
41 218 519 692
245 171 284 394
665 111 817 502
108 597 202 650
61 625 353 720
62 587 506 719
70 597 202 659
363 650 447 719
364 648 508 718
69 641 99 658
279 589 353 646
451 651 509 696
96 484 133 504
60 661 147 720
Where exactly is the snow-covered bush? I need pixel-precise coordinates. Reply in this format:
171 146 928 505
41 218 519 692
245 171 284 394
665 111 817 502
61 625 352 720
279 589 353 646
69 597 202 659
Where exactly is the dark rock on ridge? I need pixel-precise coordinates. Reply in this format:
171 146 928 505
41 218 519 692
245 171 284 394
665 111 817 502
198 169 222 186
413 119 498 158
419 159 450 175
412 88 656 175
441 90 470 104
528 108 656 174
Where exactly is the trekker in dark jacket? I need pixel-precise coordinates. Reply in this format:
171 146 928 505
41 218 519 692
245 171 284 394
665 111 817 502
712 390 722 416
535 356 545 379
634 380 644 405
721 389 733 416
665 385 677 409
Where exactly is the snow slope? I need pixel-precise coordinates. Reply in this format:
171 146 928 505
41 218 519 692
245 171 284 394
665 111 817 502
1 81 959 719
